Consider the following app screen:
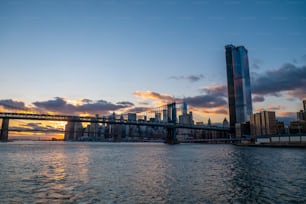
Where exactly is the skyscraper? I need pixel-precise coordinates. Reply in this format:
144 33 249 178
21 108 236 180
225 44 253 132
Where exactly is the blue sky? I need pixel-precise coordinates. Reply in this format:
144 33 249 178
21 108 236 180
0 0 306 125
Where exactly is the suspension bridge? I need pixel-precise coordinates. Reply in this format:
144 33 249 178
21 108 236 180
0 102 230 143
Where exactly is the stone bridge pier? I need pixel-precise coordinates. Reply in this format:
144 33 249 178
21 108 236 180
165 103 179 144
0 118 9 142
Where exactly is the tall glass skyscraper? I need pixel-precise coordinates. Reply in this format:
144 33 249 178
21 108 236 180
225 44 253 132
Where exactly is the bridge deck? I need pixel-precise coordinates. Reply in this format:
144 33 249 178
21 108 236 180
0 112 229 131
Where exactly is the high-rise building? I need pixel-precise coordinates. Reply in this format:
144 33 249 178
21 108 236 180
128 113 137 121
297 110 306 121
222 118 229 128
297 100 306 121
225 44 253 132
64 118 83 141
162 109 168 122
182 101 188 115
250 111 277 136
178 102 194 125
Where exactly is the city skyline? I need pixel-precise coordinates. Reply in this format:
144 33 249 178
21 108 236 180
1 0 306 138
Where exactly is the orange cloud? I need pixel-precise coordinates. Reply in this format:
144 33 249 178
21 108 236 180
277 111 296 117
255 105 286 112
7 120 66 140
134 91 174 101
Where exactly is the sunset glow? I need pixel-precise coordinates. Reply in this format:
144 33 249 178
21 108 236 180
0 0 305 138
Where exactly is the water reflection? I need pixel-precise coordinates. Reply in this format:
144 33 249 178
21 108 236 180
0 142 305 203
0 142 92 203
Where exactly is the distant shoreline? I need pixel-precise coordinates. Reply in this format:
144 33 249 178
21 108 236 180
234 143 306 148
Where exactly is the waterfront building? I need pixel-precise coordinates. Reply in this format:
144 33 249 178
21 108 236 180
208 118 211 126
182 101 187 115
297 100 306 121
250 111 277 136
178 112 193 125
277 121 286 134
128 113 137 121
289 120 306 133
155 112 161 122
64 119 83 141
178 102 194 125
162 109 167 122
235 121 250 138
297 110 306 121
84 123 99 138
225 44 253 132
223 118 229 128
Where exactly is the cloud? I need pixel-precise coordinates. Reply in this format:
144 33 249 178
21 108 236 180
11 122 64 132
133 91 174 101
79 100 131 113
116 101 134 106
138 101 150 105
81 99 93 103
302 54 306 63
126 107 150 113
189 106 228 121
277 111 296 118
0 99 28 111
199 84 227 97
134 85 228 116
184 94 227 108
33 97 134 115
196 108 228 115
252 95 265 103
33 97 76 114
251 58 264 70
287 88 306 100
169 74 204 82
184 84 228 109
215 109 228 114
252 63 306 98
255 105 285 112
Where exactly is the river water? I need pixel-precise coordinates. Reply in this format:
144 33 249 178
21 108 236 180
0 141 305 203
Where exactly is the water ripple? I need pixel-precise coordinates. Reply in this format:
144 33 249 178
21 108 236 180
0 142 305 203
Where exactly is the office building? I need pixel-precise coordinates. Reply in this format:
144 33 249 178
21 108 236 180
297 100 306 121
223 118 229 128
250 111 277 136
182 101 187 115
289 120 306 133
297 110 306 121
155 112 161 122
64 119 83 141
225 44 253 132
128 113 137 121
235 121 250 138
162 109 168 122
178 101 194 125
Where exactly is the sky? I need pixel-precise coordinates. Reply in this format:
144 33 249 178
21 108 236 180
0 0 306 138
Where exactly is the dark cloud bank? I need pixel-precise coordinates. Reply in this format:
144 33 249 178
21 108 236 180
252 63 306 99
32 97 134 115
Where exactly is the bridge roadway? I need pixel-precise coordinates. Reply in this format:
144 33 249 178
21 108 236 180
0 112 230 131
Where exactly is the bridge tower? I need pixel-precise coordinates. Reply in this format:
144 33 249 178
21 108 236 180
0 118 9 142
165 102 179 144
